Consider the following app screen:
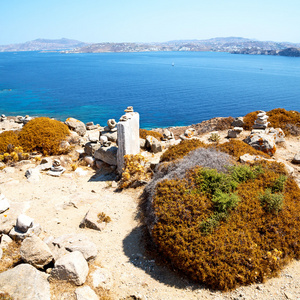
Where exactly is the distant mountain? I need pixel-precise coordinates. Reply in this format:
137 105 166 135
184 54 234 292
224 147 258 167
232 47 300 57
0 38 87 52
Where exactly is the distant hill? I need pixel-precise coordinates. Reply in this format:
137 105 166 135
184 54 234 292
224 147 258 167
0 38 87 52
66 37 300 54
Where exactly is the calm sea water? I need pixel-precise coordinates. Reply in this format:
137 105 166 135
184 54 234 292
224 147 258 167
0 51 299 129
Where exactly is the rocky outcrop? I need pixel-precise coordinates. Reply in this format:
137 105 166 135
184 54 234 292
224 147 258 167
65 117 86 136
244 133 276 156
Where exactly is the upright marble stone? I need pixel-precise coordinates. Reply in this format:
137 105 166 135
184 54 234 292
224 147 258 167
117 110 140 173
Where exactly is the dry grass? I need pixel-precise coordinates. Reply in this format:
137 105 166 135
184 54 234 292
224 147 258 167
0 241 22 273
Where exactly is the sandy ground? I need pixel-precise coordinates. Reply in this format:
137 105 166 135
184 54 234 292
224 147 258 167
1 130 300 300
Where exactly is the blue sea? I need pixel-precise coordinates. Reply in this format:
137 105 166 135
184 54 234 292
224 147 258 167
0 51 299 129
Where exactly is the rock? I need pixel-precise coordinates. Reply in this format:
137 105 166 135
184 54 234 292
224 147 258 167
117 111 140 173
139 138 146 148
124 106 134 112
0 247 2 259
107 119 117 129
60 140 70 150
0 162 5 169
239 153 258 163
75 167 88 176
252 110 269 129
9 222 41 241
39 158 53 171
162 129 175 141
86 124 99 130
99 135 111 147
65 117 86 137
0 234 13 248
25 167 42 182
94 146 118 166
266 127 285 143
84 142 101 156
227 129 238 138
47 159 66 177
95 160 105 169
0 194 10 213
75 286 99 300
244 133 276 156
79 202 107 232
292 151 300 164
91 266 112 290
50 251 89 285
83 156 95 166
277 159 294 175
0 264 51 300
101 130 118 142
146 135 162 153
16 214 34 233
52 233 97 261
231 117 244 127
20 235 54 269
0 201 30 234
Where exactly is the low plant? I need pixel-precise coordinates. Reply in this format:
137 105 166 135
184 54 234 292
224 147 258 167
243 111 259 130
139 129 163 140
0 130 19 153
208 132 220 143
118 154 151 189
260 189 284 213
97 212 112 223
271 174 287 193
160 139 207 162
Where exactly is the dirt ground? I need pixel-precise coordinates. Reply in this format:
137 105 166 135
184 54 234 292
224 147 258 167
1 129 300 300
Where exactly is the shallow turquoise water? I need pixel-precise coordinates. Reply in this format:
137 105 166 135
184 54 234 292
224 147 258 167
0 51 299 128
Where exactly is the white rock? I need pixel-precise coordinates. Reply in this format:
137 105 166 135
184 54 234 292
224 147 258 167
51 251 89 285
65 117 86 137
245 133 276 156
146 135 162 153
91 266 112 290
75 286 99 300
292 151 300 164
20 235 54 269
0 264 51 300
25 167 42 182
83 156 95 166
9 222 41 241
0 196 10 214
52 233 97 261
16 214 34 233
0 234 13 248
75 167 88 176
94 146 118 166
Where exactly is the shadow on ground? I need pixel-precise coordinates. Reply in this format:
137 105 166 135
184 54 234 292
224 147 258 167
122 225 207 291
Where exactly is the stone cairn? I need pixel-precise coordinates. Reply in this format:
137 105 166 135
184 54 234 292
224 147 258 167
253 110 269 130
47 159 66 177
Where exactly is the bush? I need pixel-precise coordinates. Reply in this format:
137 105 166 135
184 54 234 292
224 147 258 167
139 129 163 140
0 130 20 153
217 140 270 159
267 108 300 136
260 189 284 213
18 117 70 155
142 158 300 291
208 132 220 143
243 111 259 130
160 139 207 162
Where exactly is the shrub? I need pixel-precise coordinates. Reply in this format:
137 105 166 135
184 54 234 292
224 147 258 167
271 174 287 193
160 139 207 162
217 140 270 159
229 164 263 183
18 117 70 155
139 129 163 140
243 111 259 130
208 132 220 143
142 158 300 291
118 154 151 189
0 130 20 153
260 189 284 213
267 108 300 136
214 117 235 131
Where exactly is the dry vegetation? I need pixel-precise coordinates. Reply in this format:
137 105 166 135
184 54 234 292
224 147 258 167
139 129 163 140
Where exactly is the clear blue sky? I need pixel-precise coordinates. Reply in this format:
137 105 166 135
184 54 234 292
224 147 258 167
1 0 299 45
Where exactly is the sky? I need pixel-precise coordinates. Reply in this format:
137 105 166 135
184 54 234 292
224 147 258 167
1 0 300 45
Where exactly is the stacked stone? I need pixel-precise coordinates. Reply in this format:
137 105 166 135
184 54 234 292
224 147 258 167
253 110 269 130
47 159 66 177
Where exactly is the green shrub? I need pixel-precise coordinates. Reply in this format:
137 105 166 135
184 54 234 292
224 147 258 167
208 132 220 143
228 164 263 183
212 190 240 213
18 117 70 155
200 211 228 235
260 189 284 213
271 175 287 193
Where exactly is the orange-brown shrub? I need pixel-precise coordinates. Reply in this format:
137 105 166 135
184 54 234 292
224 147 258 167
144 160 300 291
267 108 300 135
0 130 20 153
18 117 70 155
214 116 235 130
217 140 270 159
139 129 163 140
160 139 207 162
243 111 259 130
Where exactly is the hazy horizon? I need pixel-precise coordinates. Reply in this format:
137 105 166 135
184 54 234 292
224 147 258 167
1 0 299 45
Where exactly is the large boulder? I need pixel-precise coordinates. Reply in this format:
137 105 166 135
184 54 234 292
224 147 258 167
146 136 162 153
94 146 118 166
244 133 276 156
65 117 86 137
84 142 101 156
0 264 51 300
50 251 89 285
20 235 54 269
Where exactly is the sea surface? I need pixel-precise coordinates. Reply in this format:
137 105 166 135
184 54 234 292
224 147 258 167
0 51 299 129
